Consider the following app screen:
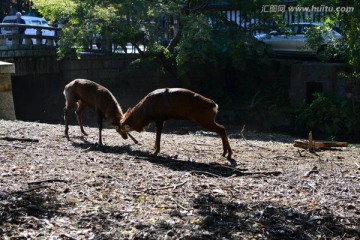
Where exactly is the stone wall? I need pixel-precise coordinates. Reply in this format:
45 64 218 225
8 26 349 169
289 62 346 106
0 50 351 128
4 53 181 124
58 54 180 110
0 61 16 120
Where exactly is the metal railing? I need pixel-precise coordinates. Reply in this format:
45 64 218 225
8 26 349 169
0 23 61 47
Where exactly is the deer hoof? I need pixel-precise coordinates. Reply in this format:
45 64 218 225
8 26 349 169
229 158 237 167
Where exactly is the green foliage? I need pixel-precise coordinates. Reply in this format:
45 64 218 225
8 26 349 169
127 56 163 74
33 0 150 57
32 0 275 67
300 0 360 67
32 0 77 21
304 23 345 61
175 14 215 74
295 93 360 138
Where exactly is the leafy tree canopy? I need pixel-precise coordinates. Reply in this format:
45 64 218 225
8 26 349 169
32 0 275 77
298 0 360 68
29 1 360 69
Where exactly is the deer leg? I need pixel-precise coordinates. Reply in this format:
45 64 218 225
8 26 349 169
97 113 103 145
64 106 70 139
154 120 164 156
202 122 233 161
75 102 88 136
64 101 76 140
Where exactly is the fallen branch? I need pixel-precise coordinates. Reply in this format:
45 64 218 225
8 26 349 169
28 179 68 185
0 136 39 143
212 164 249 172
12 186 55 194
294 140 348 150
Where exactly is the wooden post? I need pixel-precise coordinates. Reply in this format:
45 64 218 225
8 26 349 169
308 131 314 152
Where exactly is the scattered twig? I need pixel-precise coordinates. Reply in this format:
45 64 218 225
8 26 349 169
11 186 54 194
2 122 39 136
171 197 191 210
81 147 91 152
134 155 172 162
240 171 282 176
240 125 251 146
189 170 222 177
354 162 360 170
0 136 39 143
59 234 77 240
297 149 306 157
304 166 319 177
128 132 139 145
240 125 271 150
144 180 188 192
0 143 24 149
28 179 68 185
211 164 249 172
259 153 296 160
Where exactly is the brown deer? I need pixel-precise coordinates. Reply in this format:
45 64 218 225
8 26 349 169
63 79 138 145
120 88 233 163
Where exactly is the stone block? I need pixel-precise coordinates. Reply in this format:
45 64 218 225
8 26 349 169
0 61 16 120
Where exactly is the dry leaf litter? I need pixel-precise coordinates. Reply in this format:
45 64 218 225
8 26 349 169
0 119 359 239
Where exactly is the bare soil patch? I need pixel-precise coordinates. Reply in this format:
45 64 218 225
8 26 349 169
0 120 359 239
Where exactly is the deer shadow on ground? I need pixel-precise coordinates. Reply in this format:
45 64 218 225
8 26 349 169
69 137 133 155
67 134 279 178
126 149 278 178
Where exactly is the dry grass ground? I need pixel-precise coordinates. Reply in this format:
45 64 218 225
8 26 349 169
0 119 359 239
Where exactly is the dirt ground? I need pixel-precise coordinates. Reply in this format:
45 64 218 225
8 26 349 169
0 119 359 239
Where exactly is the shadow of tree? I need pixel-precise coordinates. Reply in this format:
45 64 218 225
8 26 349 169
1 186 357 239
132 193 358 239
0 186 128 238
0 188 63 236
184 194 359 239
